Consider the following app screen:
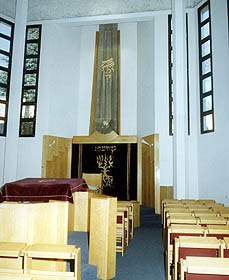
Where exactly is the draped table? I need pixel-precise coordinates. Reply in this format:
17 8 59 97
0 178 88 203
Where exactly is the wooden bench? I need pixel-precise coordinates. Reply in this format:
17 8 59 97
0 242 27 274
166 216 198 229
116 212 126 256
0 243 81 280
198 216 227 226
174 236 222 280
206 225 229 239
192 212 218 218
117 205 131 246
163 206 189 232
221 237 229 258
0 274 32 279
180 256 229 280
118 201 134 239
131 200 140 228
165 224 205 280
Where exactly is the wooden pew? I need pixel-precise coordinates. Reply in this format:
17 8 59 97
118 201 134 238
199 200 216 204
163 206 188 230
161 199 184 218
24 244 81 280
116 212 126 256
165 224 205 280
206 225 229 239
0 242 27 274
180 256 229 280
0 243 81 280
163 211 192 243
192 212 218 218
166 216 198 229
181 200 202 204
219 207 229 214
221 237 229 258
131 200 140 228
0 274 32 279
186 205 209 211
198 216 227 226
174 236 222 280
117 205 131 246
210 203 225 210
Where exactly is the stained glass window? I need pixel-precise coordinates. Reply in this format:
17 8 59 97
0 17 14 137
198 1 214 134
19 25 42 137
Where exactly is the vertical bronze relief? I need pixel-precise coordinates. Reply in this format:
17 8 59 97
90 24 120 135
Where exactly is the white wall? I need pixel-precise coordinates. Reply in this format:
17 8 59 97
185 10 199 199
44 24 81 138
119 22 138 135
137 20 155 137
154 14 174 187
198 0 229 205
76 25 97 136
0 138 6 186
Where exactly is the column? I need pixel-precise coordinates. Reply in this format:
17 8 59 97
172 0 187 199
3 0 28 183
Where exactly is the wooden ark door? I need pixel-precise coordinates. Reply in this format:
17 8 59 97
141 134 160 214
41 135 72 178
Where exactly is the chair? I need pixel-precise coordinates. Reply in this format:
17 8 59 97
82 173 103 194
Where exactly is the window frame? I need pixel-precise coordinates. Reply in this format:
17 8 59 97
168 14 190 136
0 17 14 137
198 0 214 134
168 14 173 136
19 24 42 137
228 0 229 39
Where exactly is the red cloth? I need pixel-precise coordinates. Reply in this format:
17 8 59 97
0 178 88 203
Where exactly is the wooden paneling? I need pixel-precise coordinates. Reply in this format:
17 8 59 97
0 201 69 271
42 135 72 178
73 131 138 144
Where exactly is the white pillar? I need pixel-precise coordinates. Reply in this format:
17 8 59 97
3 0 28 183
172 0 187 199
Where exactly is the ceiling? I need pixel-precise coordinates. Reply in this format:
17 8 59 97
0 0 203 22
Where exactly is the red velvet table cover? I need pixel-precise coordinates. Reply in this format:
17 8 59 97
0 178 88 203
